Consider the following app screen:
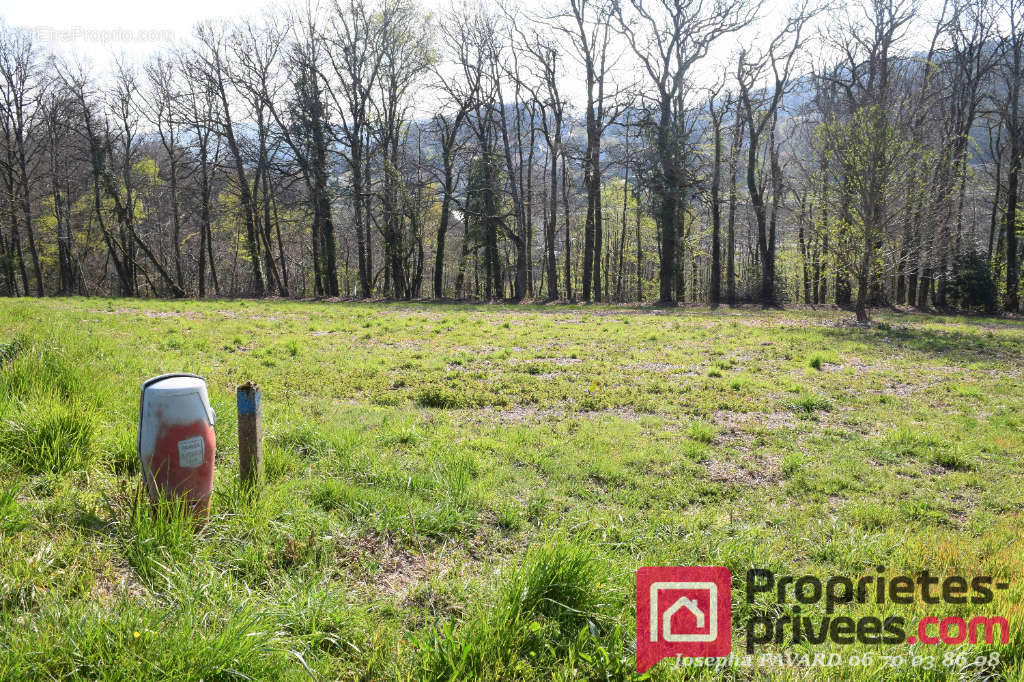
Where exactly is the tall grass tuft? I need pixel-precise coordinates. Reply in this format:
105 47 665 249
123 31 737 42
0 338 82 403
788 390 832 415
107 484 199 585
686 419 719 444
0 485 28 534
0 400 96 474
498 540 601 628
0 336 24 365
415 539 604 679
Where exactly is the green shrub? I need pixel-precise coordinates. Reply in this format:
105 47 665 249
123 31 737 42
946 251 997 313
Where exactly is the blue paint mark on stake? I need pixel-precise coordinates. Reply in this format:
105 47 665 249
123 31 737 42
237 388 260 415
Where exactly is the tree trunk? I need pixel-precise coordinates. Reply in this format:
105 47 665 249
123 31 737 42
710 109 722 305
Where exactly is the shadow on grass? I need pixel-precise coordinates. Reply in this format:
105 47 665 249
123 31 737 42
819 321 1021 366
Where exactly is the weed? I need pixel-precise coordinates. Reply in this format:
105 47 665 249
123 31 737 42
686 419 718 444
781 452 806 478
930 447 975 471
788 391 831 415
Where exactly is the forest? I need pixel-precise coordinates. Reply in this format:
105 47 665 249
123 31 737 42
0 0 1022 322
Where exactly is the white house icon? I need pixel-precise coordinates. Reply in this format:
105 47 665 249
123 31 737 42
663 596 704 636
649 582 718 643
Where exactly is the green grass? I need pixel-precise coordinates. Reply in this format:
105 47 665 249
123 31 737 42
1 298 1023 680
0 399 97 474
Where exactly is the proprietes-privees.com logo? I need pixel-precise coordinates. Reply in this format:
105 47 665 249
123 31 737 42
636 566 1010 673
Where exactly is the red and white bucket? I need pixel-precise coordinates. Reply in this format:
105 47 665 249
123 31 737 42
137 373 216 515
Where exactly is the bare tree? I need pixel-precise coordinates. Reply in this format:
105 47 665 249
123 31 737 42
194 21 266 296
996 0 1023 311
736 0 816 305
615 0 760 304
0 23 45 295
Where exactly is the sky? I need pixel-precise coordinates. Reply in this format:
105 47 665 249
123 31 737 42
1 0 257 65
0 0 953 100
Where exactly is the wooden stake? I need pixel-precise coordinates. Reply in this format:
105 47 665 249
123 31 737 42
237 382 263 487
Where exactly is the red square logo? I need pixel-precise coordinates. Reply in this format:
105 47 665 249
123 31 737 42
636 566 731 672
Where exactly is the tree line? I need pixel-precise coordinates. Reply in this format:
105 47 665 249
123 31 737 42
1 0 1022 321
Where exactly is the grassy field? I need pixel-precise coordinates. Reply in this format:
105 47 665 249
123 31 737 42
1 297 1022 681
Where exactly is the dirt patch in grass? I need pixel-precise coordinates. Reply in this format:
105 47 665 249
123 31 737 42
107 308 201 319
712 410 797 431
705 455 781 487
146 310 201 319
337 533 431 599
625 361 687 372
822 357 883 373
462 405 649 425
94 558 146 602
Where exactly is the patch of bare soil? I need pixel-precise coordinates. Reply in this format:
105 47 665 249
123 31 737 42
462 405 649 425
712 410 797 431
872 382 916 398
820 317 875 329
735 316 823 329
821 357 886 373
146 310 202 319
625 361 687 372
364 338 425 350
106 308 201 319
945 493 976 524
705 454 781 487
336 533 430 599
94 558 147 602
547 357 583 366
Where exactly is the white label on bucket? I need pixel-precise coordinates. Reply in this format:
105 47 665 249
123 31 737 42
177 436 205 468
